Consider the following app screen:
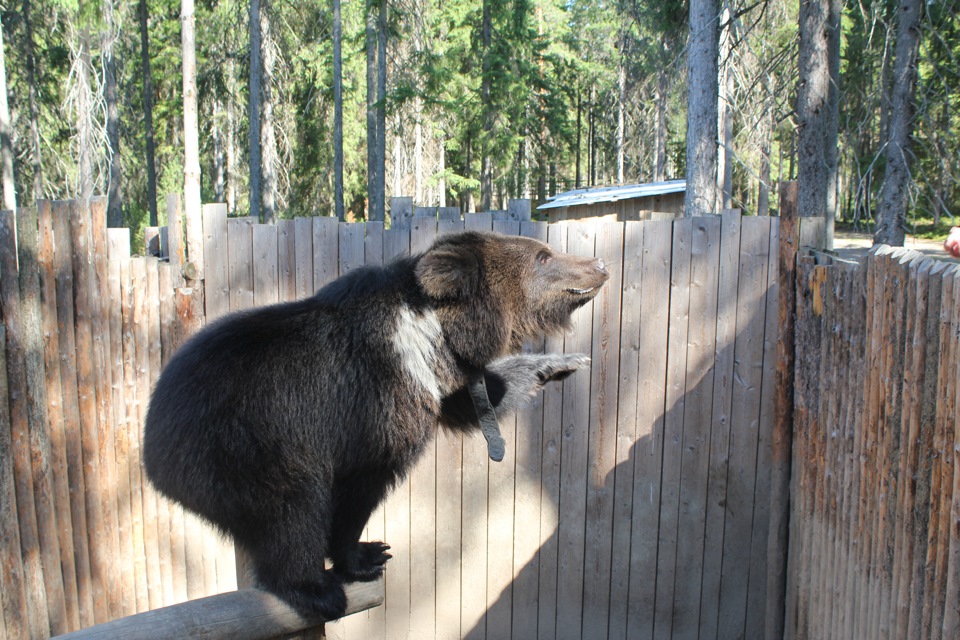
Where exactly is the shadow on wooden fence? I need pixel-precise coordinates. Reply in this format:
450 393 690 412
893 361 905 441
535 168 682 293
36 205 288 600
10 194 948 640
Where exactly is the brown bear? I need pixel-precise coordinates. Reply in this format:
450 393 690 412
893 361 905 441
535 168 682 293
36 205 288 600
143 230 608 621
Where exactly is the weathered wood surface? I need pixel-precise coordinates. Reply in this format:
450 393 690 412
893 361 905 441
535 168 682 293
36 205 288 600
4 201 800 639
786 246 960 640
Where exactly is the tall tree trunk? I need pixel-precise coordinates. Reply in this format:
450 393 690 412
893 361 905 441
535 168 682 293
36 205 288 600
248 0 262 221
875 0 922 246
480 0 493 211
225 60 237 213
616 27 626 185
797 0 831 225
104 0 123 227
824 0 840 245
683 0 719 217
376 0 387 217
260 4 277 224
415 106 424 202
23 0 42 200
182 0 202 272
589 86 596 186
333 0 344 220
717 2 733 210
575 90 582 188
464 129 475 213
213 98 225 203
757 74 775 217
0 16 16 211
654 66 669 181
365 0 378 220
438 135 446 206
138 0 158 225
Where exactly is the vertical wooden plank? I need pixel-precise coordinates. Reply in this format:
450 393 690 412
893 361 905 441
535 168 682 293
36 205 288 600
68 199 112 623
158 264 188 608
132 258 164 611
202 204 229 320
434 218 464 640
277 220 296 303
118 257 148 612
651 217 693 640
880 252 913 640
903 261 946 640
0 211 54 636
555 221 597 640
294 218 314 299
0 321 29 640
0 210 49 638
928 270 959 640
512 220 548 640
172 289 208 602
485 219 521 640
15 204 72 634
462 212 493 640
253 225 279 307
312 216 339 290
890 258 928 637
108 232 136 618
382 228 411 640
716 216 771 639
608 220 642 640
348 222 387 640
744 216 780 637
408 217 438 640
670 216 722 640
338 223 365 277
460 214 493 638
89 198 122 620
537 221 568 640
942 274 960 637
39 201 81 629
336 220 367 640
146 261 176 609
700 209 742 638
227 218 255 312
768 183 796 640
580 221 623 640
625 219 671 640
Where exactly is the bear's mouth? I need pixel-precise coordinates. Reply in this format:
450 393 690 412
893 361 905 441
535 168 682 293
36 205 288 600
566 285 600 296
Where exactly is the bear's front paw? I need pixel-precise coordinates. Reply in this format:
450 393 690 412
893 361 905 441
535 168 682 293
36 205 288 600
335 541 392 582
535 353 591 384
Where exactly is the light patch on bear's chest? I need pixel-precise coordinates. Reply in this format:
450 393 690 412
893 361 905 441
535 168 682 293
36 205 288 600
392 306 443 403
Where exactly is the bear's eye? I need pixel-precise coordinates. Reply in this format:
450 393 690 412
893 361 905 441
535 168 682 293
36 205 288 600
537 251 551 265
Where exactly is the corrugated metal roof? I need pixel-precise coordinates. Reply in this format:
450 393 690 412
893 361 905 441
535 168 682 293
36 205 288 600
536 179 686 210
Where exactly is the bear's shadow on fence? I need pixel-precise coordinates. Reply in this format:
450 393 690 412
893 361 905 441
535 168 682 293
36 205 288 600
460 308 773 639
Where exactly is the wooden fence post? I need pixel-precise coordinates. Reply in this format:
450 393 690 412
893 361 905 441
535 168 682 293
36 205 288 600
767 180 797 640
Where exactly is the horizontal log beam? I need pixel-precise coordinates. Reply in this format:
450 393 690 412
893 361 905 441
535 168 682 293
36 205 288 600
52 578 384 640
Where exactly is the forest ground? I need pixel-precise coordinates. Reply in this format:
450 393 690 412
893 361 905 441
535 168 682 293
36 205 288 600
833 228 957 262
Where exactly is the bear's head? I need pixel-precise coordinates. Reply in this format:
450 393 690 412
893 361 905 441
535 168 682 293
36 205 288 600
415 231 609 369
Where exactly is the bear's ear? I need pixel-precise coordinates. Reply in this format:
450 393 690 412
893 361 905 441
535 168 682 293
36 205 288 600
415 245 482 300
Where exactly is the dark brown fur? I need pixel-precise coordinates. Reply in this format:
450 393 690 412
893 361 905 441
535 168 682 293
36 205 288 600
143 230 607 621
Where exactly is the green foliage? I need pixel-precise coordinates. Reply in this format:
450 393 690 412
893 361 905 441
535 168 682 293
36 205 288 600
2 0 959 229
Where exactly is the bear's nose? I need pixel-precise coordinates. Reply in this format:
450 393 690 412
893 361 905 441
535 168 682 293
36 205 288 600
595 258 607 273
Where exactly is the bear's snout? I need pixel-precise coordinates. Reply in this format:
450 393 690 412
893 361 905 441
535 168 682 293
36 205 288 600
595 258 608 274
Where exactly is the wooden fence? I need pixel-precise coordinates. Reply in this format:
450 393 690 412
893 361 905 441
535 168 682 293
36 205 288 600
3 197 786 639
786 247 960 640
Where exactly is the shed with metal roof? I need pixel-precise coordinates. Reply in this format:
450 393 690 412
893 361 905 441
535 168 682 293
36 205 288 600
537 179 686 223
